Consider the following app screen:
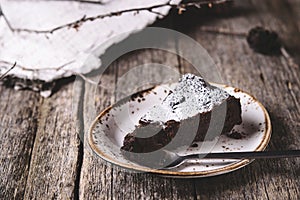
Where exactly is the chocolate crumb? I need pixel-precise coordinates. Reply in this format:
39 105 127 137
191 143 198 148
227 130 246 139
260 73 265 83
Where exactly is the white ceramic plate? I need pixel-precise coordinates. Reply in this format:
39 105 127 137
89 83 271 178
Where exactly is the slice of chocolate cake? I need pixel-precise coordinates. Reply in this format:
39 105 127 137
121 74 242 168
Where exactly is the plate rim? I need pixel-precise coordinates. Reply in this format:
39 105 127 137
88 84 272 177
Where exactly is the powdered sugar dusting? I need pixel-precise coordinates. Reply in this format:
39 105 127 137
141 73 229 123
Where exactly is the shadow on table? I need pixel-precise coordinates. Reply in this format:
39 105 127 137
109 109 299 199
152 0 256 34
129 111 298 199
189 111 299 197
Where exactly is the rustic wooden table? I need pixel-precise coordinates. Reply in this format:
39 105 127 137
1 0 299 199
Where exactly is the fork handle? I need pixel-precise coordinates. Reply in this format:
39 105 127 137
186 150 300 159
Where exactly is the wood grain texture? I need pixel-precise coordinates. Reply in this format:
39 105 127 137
175 0 300 199
23 83 81 199
111 49 195 200
0 0 299 199
79 65 117 200
78 45 196 199
0 87 40 199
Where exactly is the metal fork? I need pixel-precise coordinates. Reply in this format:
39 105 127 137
161 150 300 169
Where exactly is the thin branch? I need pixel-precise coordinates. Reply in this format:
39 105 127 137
280 47 298 68
59 0 105 4
0 60 75 72
0 62 16 80
0 4 14 32
0 60 98 85
70 70 98 85
1 0 232 34
146 9 167 18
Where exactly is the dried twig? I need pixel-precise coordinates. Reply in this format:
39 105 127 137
0 4 14 32
70 71 98 85
0 60 75 72
0 62 16 80
1 0 232 34
63 0 105 4
0 60 98 85
280 47 298 68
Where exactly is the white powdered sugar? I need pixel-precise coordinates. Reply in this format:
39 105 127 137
141 73 229 123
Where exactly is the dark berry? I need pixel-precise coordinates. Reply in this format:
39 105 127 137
247 26 282 55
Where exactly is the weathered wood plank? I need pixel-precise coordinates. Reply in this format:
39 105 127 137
79 65 117 200
23 83 81 199
1 0 299 199
79 0 300 198
272 0 300 64
79 43 196 199
175 0 299 199
111 49 195 200
0 87 40 199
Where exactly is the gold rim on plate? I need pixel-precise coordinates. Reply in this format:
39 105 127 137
88 84 272 178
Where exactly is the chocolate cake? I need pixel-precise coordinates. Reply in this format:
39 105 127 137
121 74 242 168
